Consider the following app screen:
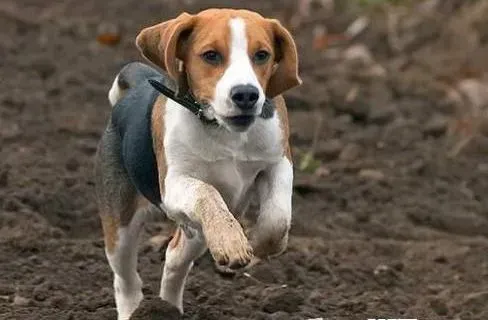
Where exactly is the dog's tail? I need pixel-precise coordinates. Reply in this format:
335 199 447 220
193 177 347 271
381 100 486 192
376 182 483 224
108 62 161 107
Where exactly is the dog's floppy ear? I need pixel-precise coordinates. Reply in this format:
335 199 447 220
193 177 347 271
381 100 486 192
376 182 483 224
266 19 302 98
136 13 195 80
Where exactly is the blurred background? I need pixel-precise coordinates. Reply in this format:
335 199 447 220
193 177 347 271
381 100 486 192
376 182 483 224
2 0 488 319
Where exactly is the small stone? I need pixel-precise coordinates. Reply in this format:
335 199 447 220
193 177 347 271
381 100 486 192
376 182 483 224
318 139 343 159
368 105 396 125
31 275 46 286
12 295 31 306
49 228 65 239
28 255 41 264
457 79 488 109
366 64 387 78
308 289 326 305
33 282 52 302
358 169 385 181
269 311 290 319
338 143 361 161
430 298 449 316
410 158 426 174
344 44 374 64
373 264 397 286
374 264 390 276
424 115 448 137
428 284 445 295
315 165 331 178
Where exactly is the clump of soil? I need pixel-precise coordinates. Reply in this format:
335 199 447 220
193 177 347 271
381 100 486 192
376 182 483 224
129 296 182 320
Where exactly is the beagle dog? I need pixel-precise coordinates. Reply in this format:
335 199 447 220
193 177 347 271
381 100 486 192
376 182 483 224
95 8 301 319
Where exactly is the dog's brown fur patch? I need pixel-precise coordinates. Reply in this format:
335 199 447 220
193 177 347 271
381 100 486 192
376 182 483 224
151 95 168 197
101 214 120 254
274 95 292 161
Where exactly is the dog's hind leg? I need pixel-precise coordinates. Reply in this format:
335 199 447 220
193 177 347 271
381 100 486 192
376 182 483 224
160 226 207 313
105 211 145 320
95 126 146 320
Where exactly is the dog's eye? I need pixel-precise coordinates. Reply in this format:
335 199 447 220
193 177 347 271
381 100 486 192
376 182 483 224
253 50 270 65
201 50 223 65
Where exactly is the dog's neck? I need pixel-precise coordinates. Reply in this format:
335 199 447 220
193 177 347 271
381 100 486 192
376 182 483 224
149 78 276 127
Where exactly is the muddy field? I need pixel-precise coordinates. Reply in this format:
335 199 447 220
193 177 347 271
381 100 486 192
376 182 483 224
2 0 488 319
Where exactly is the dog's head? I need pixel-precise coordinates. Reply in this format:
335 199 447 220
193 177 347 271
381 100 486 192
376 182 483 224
136 9 301 132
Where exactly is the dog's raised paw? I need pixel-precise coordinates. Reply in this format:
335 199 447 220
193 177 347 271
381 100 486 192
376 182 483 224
204 219 254 270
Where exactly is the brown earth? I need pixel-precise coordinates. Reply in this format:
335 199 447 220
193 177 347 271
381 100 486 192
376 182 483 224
2 0 488 319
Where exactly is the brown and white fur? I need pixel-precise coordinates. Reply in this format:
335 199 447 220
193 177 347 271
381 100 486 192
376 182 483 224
95 9 301 319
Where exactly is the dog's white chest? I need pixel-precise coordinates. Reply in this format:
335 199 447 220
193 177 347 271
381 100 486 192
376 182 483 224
164 101 283 212
204 158 265 210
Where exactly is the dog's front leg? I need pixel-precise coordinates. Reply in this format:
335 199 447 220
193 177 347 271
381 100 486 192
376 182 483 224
250 156 293 259
164 175 254 269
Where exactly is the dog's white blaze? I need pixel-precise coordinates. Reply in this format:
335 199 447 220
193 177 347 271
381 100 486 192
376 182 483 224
108 75 123 107
212 18 265 118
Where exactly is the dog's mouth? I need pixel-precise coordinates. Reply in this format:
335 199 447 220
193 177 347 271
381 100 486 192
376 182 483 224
222 115 256 131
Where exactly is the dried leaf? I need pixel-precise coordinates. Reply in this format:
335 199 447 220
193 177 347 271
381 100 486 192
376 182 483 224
96 33 121 46
312 24 328 50
96 23 121 46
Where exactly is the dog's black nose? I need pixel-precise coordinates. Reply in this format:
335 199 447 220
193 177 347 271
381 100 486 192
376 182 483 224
230 85 259 110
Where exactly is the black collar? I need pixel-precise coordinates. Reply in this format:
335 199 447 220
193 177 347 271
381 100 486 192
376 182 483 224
148 79 218 126
148 78 276 125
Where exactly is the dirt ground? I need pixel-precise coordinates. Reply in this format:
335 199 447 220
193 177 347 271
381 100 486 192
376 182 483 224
2 0 488 319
